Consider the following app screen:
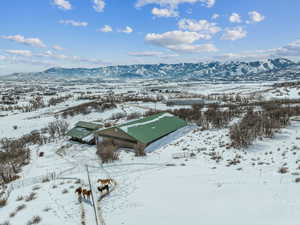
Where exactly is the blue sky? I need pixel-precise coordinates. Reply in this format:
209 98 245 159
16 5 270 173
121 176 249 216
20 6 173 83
0 0 300 74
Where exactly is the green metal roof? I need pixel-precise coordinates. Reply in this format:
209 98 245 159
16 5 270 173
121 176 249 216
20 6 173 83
66 121 101 139
75 121 102 130
117 112 187 144
66 127 93 139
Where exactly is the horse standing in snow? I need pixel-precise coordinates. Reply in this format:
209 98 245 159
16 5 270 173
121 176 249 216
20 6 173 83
75 187 83 202
97 179 113 186
82 189 92 200
97 185 109 194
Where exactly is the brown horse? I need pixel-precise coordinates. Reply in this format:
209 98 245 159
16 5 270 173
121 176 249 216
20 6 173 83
82 189 92 200
75 187 82 196
97 179 113 186
75 187 83 202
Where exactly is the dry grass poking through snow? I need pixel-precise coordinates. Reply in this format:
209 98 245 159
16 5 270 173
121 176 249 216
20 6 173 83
62 189 68 194
25 192 37 202
278 167 289 174
0 221 10 225
16 196 23 201
26 216 41 225
16 204 26 212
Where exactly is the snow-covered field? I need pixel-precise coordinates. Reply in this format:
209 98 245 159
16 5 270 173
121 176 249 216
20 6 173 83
1 80 300 225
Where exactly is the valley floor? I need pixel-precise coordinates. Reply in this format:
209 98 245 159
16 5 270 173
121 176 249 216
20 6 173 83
1 81 300 225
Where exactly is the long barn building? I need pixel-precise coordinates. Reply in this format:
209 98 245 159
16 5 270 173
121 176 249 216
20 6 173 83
96 112 187 151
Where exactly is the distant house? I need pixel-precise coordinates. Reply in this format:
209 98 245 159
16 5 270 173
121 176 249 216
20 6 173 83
66 121 103 144
96 112 187 151
164 98 220 106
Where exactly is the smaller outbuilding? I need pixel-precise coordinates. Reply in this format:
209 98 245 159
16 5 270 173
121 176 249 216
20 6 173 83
66 121 103 144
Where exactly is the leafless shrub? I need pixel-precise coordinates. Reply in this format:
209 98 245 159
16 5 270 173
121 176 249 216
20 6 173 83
96 139 119 163
27 216 41 225
0 221 10 225
16 196 23 201
25 192 37 202
74 180 81 184
60 101 116 118
62 189 68 194
48 120 69 138
134 143 146 157
9 212 15 218
126 112 141 120
43 207 51 212
32 186 40 191
0 125 54 184
144 104 240 130
109 112 126 120
230 105 298 149
29 96 45 111
0 199 7 207
278 167 289 174
104 122 112 128
48 95 72 107
16 204 26 212
42 177 50 183
52 185 57 189
295 178 300 183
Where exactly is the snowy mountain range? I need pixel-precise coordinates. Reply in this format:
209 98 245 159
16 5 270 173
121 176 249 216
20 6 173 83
2 58 300 81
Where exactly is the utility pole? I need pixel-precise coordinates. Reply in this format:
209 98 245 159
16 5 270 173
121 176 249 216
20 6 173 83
86 165 99 225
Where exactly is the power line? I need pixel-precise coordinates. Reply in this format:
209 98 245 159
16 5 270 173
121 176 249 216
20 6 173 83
86 165 100 225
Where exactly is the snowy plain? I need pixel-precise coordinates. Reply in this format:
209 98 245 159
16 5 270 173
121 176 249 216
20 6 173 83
1 81 300 225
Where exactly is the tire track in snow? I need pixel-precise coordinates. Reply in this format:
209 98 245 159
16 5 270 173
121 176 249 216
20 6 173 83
80 197 86 225
96 180 117 225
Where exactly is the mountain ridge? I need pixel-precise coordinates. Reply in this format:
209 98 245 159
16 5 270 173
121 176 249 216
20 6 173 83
2 58 300 81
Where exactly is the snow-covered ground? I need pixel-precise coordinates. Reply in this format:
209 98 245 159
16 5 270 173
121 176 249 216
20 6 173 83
2 80 300 225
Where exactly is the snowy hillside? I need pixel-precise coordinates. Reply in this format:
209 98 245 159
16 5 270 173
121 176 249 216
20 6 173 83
2 81 300 225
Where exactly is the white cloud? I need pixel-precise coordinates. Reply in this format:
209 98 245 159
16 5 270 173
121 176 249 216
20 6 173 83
5 50 32 57
152 8 178 17
248 11 265 23
136 0 216 8
146 30 202 45
52 45 64 51
229 13 242 23
178 19 221 38
274 40 300 57
120 26 134 34
167 43 218 53
93 0 105 12
129 51 179 58
53 0 72 10
211 13 219 20
129 51 164 57
59 20 88 27
221 27 247 41
1 35 46 48
40 50 68 60
214 45 298 61
39 51 104 65
145 30 218 53
99 25 113 32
